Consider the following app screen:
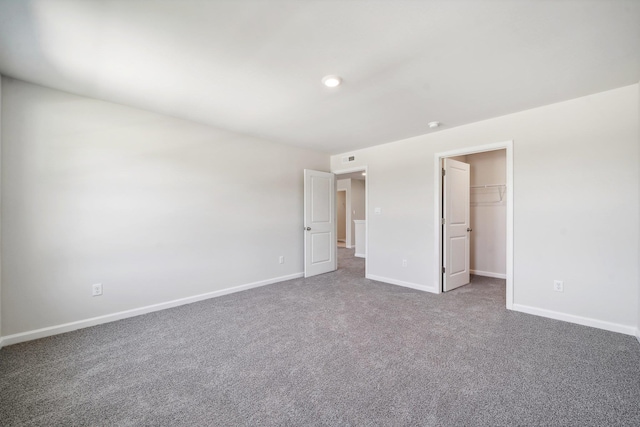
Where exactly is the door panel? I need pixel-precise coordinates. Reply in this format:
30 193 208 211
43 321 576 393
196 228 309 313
311 232 331 263
311 176 331 222
443 158 471 291
449 236 467 274
304 170 337 277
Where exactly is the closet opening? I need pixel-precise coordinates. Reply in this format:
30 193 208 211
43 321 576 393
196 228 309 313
434 141 514 309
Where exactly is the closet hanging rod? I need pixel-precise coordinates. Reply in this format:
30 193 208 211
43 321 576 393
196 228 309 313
470 184 506 189
470 184 506 202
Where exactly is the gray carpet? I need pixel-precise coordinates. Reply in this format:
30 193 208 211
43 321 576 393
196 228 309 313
1 248 639 426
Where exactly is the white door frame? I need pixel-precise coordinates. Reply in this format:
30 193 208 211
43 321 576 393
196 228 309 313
332 165 368 277
434 141 514 309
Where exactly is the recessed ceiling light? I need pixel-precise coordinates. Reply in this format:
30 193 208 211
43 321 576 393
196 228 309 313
322 75 342 88
428 121 441 129
361 172 366 176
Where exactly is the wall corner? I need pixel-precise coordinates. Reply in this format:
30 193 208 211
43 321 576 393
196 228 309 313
0 74 3 343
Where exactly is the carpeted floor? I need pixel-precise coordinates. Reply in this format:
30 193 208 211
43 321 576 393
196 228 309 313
1 248 639 426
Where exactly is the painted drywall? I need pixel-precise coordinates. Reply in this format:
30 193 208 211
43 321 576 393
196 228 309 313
349 179 366 244
336 178 355 248
468 150 506 277
337 191 346 241
0 75 2 342
351 179 366 239
1 77 328 337
331 84 639 333
448 155 467 162
336 177 365 250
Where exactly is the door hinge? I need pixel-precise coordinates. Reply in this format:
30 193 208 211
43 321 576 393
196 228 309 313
442 168 446 177
442 266 446 274
441 218 445 225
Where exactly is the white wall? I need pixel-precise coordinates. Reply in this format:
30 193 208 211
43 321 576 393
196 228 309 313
1 77 328 337
331 84 639 334
468 150 506 277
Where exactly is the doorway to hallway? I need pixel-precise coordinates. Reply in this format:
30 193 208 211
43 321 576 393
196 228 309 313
334 168 367 275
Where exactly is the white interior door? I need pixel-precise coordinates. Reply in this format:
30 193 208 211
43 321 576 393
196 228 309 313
443 158 471 291
304 169 337 277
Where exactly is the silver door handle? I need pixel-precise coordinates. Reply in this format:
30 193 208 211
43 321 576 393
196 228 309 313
305 227 311 231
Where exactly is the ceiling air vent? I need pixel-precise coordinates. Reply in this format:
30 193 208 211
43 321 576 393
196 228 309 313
342 155 355 164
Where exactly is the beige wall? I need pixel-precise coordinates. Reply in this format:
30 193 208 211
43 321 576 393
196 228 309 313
337 190 347 240
468 150 506 277
351 179 366 235
336 177 365 247
337 178 352 247
331 84 639 334
1 77 328 337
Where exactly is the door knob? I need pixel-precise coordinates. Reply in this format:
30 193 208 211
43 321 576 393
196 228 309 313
467 228 473 232
305 227 311 231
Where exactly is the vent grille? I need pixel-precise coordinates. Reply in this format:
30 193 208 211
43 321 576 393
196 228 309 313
342 155 355 163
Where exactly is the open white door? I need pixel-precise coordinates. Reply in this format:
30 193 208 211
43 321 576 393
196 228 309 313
304 169 337 277
443 158 471 291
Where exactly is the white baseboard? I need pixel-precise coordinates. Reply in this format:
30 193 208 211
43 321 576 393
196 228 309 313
366 274 438 294
512 303 636 336
354 253 366 258
470 269 506 279
346 244 353 249
0 272 304 348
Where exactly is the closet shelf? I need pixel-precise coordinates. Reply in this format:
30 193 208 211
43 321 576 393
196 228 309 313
470 184 506 203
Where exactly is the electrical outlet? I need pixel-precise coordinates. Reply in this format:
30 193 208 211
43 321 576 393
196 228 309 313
92 283 103 296
553 280 563 292
402 259 407 267
279 256 284 264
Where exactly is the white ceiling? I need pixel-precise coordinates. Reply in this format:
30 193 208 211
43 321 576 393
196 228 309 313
0 1 638 154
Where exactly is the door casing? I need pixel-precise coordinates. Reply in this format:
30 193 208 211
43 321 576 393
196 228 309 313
434 141 514 309
331 166 368 277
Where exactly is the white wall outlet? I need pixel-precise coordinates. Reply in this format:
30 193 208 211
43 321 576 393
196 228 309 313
374 207 381 214
553 280 564 292
402 259 407 267
279 256 284 264
92 283 103 296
